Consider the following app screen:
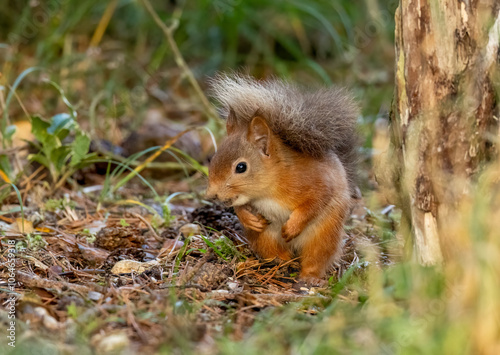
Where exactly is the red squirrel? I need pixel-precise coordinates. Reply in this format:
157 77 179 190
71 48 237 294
206 74 359 285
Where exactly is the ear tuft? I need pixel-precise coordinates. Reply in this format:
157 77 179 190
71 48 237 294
226 106 237 135
248 116 271 156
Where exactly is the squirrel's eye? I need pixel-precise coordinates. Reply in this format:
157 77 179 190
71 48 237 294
235 162 247 174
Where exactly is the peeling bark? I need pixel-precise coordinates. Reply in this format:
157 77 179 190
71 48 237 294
388 1 500 264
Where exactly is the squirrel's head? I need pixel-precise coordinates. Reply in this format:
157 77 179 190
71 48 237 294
206 110 277 207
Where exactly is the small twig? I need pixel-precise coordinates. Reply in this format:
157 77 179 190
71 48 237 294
158 283 208 291
258 258 299 284
157 233 183 259
140 0 220 125
0 144 29 156
249 293 329 302
132 212 162 242
17 255 49 270
16 270 108 294
19 165 44 188
205 291 329 304
59 269 106 277
9 85 30 120
122 296 149 342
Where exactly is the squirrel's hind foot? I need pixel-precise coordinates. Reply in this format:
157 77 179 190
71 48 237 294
294 276 328 289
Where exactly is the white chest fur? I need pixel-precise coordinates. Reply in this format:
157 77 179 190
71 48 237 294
250 198 309 251
251 198 291 226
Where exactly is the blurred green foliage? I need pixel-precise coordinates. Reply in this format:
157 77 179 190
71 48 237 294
0 0 396 117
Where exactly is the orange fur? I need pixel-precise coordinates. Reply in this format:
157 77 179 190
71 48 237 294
299 201 348 280
244 229 292 261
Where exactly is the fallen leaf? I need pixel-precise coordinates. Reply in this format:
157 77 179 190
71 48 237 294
77 243 110 265
15 218 34 233
111 259 160 274
35 226 53 233
13 120 34 147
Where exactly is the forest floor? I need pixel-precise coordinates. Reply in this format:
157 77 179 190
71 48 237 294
0 151 401 353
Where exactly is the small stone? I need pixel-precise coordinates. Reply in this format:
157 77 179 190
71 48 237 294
33 306 48 317
42 314 60 330
87 291 102 301
93 332 130 353
33 307 60 330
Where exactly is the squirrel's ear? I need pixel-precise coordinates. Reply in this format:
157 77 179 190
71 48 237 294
248 116 271 156
226 106 237 135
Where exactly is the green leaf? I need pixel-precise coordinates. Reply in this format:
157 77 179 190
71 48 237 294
28 153 51 170
47 113 75 137
32 115 62 157
50 146 72 172
0 155 12 180
70 132 91 167
31 115 50 143
4 125 16 140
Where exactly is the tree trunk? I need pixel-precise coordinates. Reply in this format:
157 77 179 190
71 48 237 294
388 1 500 264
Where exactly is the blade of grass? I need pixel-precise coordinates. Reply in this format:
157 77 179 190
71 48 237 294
90 0 119 47
89 90 107 137
200 235 227 261
109 146 160 180
169 147 208 176
2 67 42 147
8 182 25 233
112 127 195 192
83 158 160 200
43 79 78 118
331 261 361 297
114 199 160 217
292 1 343 51
173 235 193 274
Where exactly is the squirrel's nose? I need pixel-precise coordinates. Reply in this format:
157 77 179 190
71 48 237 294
205 186 217 200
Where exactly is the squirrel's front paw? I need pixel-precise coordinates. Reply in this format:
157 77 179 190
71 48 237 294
245 213 268 232
241 211 268 232
235 206 269 232
281 221 301 242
